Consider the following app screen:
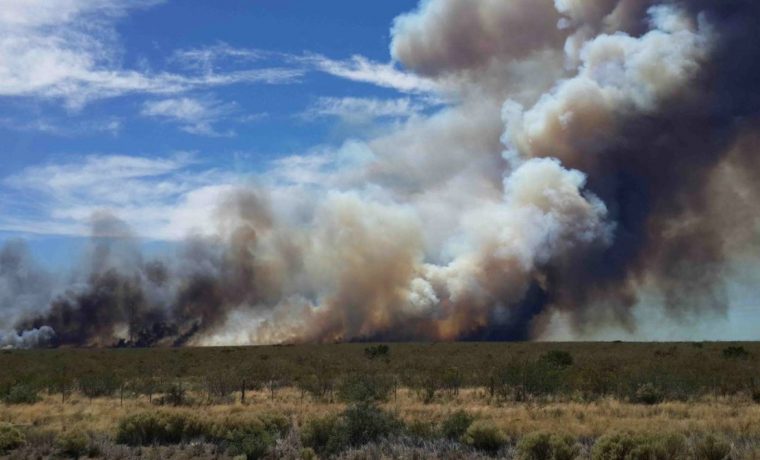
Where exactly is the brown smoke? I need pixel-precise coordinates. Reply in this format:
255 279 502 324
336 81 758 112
8 0 760 346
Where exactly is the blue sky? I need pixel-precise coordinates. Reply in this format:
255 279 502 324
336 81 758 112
0 0 436 267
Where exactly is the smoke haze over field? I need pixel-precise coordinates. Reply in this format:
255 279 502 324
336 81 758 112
3 0 760 347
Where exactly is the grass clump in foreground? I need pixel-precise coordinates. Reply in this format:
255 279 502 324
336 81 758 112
55 430 92 458
116 410 289 458
441 409 475 441
462 420 507 453
589 432 734 460
517 432 580 460
0 423 25 454
303 402 403 457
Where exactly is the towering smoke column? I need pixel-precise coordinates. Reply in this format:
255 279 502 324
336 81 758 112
8 0 760 346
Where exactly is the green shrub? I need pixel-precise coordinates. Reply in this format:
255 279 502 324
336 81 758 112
633 384 664 405
300 447 318 460
302 415 342 455
722 346 749 359
592 433 638 460
302 403 402 456
440 410 474 441
692 435 732 460
116 410 286 458
225 429 274 459
0 423 25 454
462 420 507 453
517 432 580 460
592 433 686 460
115 411 205 445
540 351 574 369
407 419 437 440
3 384 40 404
211 415 287 459
364 345 390 360
339 402 403 448
337 374 393 403
625 434 686 460
55 430 89 458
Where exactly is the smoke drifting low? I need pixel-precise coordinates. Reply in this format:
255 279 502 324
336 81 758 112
5 0 760 346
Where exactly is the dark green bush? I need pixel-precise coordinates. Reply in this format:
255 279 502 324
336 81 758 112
592 433 686 460
55 430 89 458
212 414 287 459
625 434 686 460
0 423 25 454
407 419 437 440
722 346 749 360
302 415 342 455
116 410 286 458
462 420 506 453
540 351 574 369
692 434 732 460
2 383 40 404
337 374 393 403
339 402 403 448
302 403 402 456
517 432 580 460
633 384 664 405
115 411 205 445
440 410 474 441
364 345 390 360
592 433 638 460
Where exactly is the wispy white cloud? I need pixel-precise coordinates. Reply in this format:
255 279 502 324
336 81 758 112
308 54 438 94
0 116 122 136
141 96 237 136
0 153 239 239
0 0 303 109
303 96 424 123
171 42 270 74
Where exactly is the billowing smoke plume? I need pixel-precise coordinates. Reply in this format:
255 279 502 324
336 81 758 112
6 0 760 346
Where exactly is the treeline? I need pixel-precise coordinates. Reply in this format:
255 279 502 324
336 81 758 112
2 344 760 406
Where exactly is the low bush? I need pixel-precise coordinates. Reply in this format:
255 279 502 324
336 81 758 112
2 383 40 404
517 432 580 460
592 433 638 460
626 433 686 460
364 345 390 360
540 351 574 369
302 415 342 455
338 402 404 448
115 411 205 445
633 384 664 405
462 420 507 453
722 346 749 359
212 415 288 459
302 403 403 456
0 423 25 454
440 410 474 441
337 374 393 403
55 430 90 458
407 419 437 440
592 433 687 460
116 411 287 458
692 434 732 460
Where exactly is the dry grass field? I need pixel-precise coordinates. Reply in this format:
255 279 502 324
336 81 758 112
2 342 760 458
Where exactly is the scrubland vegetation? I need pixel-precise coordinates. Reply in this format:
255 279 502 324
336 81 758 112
2 342 760 458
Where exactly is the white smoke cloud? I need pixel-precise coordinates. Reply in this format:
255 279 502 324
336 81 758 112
6 0 760 345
